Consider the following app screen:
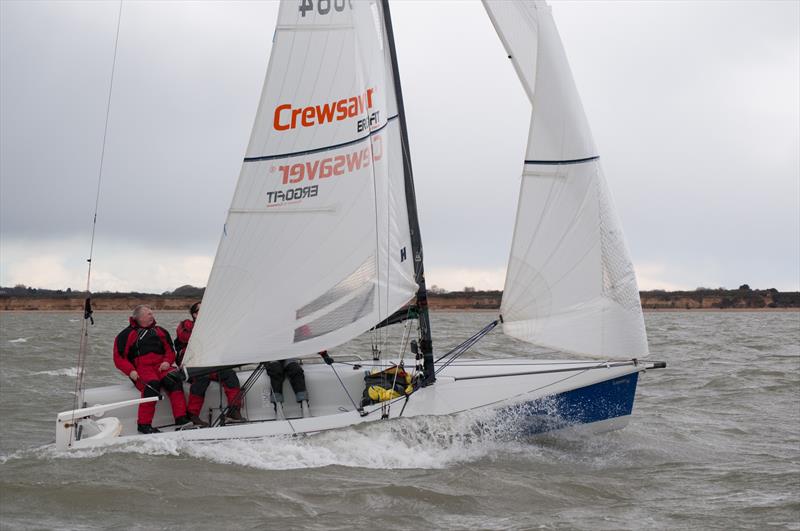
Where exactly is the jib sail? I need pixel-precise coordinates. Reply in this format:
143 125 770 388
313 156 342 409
483 0 649 359
184 0 418 367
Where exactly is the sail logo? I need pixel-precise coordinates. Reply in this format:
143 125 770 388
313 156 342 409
266 185 318 206
273 88 376 131
272 135 383 185
265 136 383 206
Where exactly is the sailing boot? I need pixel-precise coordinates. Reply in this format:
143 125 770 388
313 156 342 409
174 416 192 430
226 406 247 423
137 424 161 434
188 413 209 427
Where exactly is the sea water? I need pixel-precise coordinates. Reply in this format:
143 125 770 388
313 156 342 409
0 310 798 530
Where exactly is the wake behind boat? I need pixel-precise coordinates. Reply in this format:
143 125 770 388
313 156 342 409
56 0 664 452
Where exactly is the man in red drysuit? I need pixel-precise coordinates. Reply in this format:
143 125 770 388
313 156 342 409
113 305 189 434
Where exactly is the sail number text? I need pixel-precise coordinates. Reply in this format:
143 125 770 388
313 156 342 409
299 0 353 17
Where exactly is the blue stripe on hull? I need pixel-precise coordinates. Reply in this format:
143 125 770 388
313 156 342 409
500 372 640 435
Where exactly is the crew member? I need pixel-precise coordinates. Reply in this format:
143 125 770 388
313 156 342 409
175 302 246 425
266 359 309 417
113 305 189 434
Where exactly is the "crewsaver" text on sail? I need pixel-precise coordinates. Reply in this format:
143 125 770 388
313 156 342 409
273 88 375 131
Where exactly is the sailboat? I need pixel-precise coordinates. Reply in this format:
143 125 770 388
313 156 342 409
55 0 664 451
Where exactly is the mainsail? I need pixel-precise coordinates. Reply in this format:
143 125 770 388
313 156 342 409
184 0 418 367
483 0 649 359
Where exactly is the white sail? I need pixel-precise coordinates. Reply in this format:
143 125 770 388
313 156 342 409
484 0 649 359
184 0 417 367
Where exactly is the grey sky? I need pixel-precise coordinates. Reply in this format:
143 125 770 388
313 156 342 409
1 0 798 293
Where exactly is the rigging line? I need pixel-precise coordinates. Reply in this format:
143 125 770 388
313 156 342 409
70 0 123 446
434 320 499 364
382 131 391 353
382 365 608 424
451 361 637 382
212 362 266 428
434 320 499 377
332 359 619 368
397 394 410 418
383 318 413 418
367 126 384 356
325 361 365 416
431 360 627 367
267 385 296 435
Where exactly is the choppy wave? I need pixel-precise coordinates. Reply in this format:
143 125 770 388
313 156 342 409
8 337 31 344
30 367 82 378
182 412 531 470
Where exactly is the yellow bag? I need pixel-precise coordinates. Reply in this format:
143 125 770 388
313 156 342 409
362 366 413 404
368 385 402 402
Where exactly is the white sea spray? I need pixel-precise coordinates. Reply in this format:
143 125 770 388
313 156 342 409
30 367 82 378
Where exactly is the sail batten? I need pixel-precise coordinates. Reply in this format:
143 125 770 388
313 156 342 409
485 0 649 359
184 1 417 368
244 115 398 162
524 156 599 166
275 24 355 31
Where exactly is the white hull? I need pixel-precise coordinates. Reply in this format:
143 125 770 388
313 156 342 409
56 358 659 451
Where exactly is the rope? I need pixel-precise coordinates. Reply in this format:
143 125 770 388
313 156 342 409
381 317 413 418
69 0 123 446
434 320 499 376
324 359 365 416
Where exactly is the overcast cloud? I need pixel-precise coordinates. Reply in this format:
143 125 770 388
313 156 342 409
1 0 798 293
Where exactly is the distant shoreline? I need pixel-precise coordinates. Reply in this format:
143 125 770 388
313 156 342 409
1 287 798 312
1 308 798 313
642 307 798 312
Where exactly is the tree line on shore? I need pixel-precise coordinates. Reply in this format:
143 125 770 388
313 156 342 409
1 283 798 310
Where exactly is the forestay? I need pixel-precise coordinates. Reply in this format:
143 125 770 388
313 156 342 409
184 0 417 367
483 0 649 359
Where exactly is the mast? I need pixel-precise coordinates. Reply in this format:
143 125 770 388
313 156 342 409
381 0 435 385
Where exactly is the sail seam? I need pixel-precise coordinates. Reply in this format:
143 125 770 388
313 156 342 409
524 156 599 165
243 115 399 162
275 24 355 32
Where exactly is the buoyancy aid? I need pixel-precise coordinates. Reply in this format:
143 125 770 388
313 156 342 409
113 317 176 376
